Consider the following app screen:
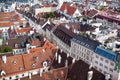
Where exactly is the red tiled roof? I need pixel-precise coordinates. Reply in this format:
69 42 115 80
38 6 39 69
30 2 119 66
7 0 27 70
31 39 41 46
0 11 27 27
17 28 32 34
43 40 56 50
0 30 2 34
0 22 13 27
60 2 77 15
0 55 25 74
0 40 57 77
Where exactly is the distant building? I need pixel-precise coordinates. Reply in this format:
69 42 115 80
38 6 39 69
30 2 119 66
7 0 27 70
58 2 82 18
70 35 100 64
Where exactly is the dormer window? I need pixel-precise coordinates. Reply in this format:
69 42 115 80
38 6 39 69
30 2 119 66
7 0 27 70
32 64 35 68
1 70 6 76
34 56 39 61
13 61 17 65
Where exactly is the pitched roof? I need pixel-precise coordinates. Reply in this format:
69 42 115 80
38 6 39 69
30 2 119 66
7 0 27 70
60 2 77 16
7 36 28 49
16 28 32 34
0 55 25 75
0 22 13 27
0 11 27 27
53 25 75 46
20 67 68 80
0 40 57 77
71 35 101 51
88 9 98 18
43 40 56 50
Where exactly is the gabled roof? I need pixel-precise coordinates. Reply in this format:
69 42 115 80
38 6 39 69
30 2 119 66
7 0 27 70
7 36 28 49
0 55 25 75
71 35 101 51
60 2 77 16
53 25 75 46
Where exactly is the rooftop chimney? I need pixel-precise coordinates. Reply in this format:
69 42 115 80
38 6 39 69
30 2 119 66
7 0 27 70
40 68 43 77
58 54 62 64
27 49 29 54
28 72 32 79
15 43 18 48
42 49 45 53
2 56 7 64
87 71 93 80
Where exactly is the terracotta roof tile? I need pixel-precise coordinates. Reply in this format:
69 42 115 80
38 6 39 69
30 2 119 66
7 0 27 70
0 40 57 77
0 22 13 27
43 40 56 50
0 55 25 75
31 39 41 46
60 2 77 16
17 28 32 34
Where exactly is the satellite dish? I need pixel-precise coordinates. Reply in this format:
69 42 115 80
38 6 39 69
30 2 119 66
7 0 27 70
42 61 48 67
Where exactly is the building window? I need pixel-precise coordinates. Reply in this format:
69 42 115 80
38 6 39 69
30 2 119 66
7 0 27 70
100 57 103 61
110 62 114 66
9 77 12 79
100 63 103 66
22 74 24 77
104 71 107 74
105 60 109 63
94 66 97 69
95 61 98 64
99 68 102 72
109 68 113 72
104 66 108 69
96 55 99 58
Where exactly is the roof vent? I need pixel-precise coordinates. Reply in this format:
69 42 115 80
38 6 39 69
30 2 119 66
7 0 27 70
2 56 7 64
1 70 6 76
